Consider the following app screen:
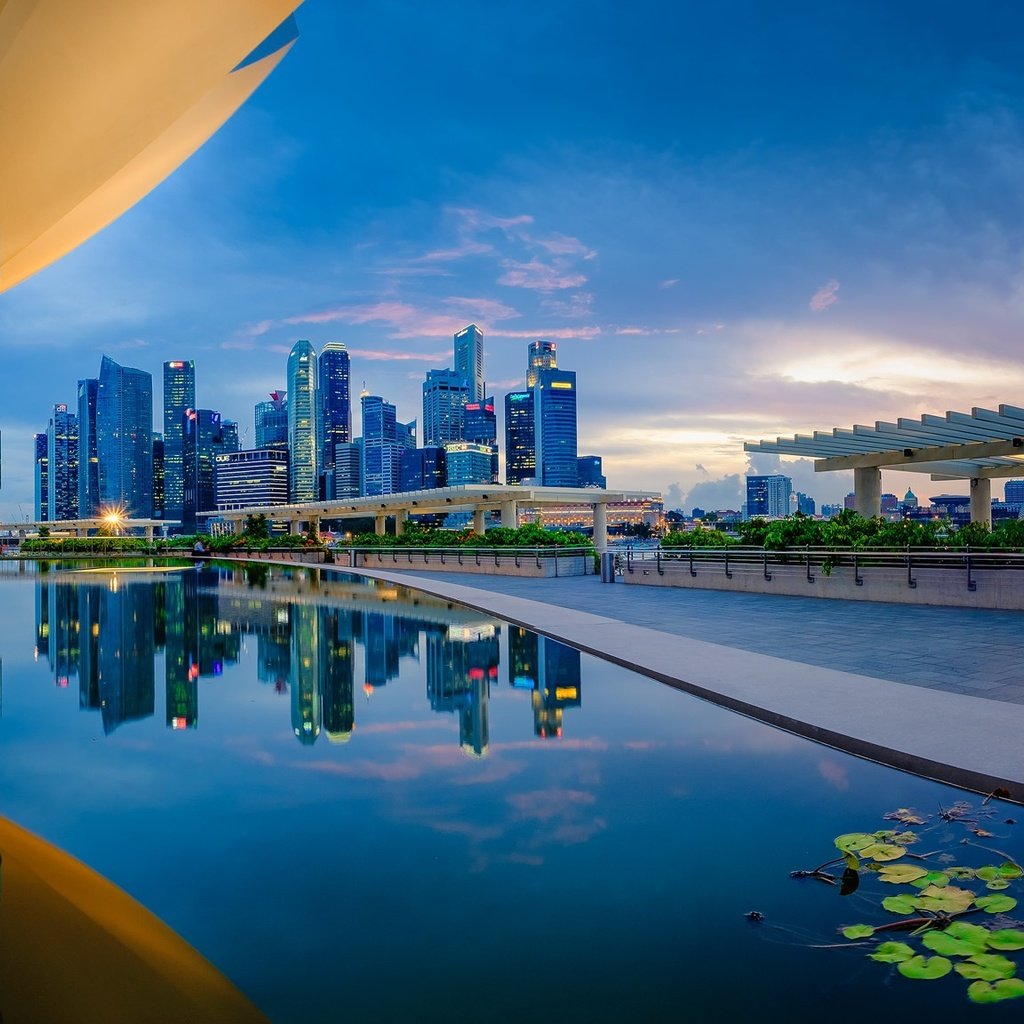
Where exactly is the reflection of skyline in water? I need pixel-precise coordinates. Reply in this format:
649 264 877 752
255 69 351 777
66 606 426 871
30 567 582 753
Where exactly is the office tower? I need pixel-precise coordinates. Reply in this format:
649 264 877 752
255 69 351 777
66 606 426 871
97 355 153 515
318 343 351 494
162 360 195 523
181 409 225 532
361 394 402 496
1005 480 1024 504
454 324 484 403
504 391 535 484
255 391 289 451
527 339 557 388
533 368 578 487
745 474 792 518
290 604 321 745
444 442 494 486
152 434 165 519
464 396 498 482
422 368 469 447
97 583 156 734
332 440 362 499
400 447 446 491
47 403 79 520
215 449 289 509
796 492 816 515
222 420 240 452
287 340 317 501
77 377 99 516
577 455 606 488
320 609 355 743
33 432 49 520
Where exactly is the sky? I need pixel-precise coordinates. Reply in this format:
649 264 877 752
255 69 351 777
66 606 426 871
4 0 1024 519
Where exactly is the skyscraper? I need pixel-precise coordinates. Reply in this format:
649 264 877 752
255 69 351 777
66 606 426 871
152 434 165 519
422 368 469 447
47 403 78 520
504 390 535 484
162 360 195 524
527 340 557 388
33 431 49 521
533 368 577 487
221 420 240 453
181 408 225 532
97 355 153 515
454 324 484 403
255 391 288 451
577 455 606 488
318 343 351 496
746 474 792 517
464 396 498 483
77 377 99 516
287 340 317 502
361 394 402 496
332 440 362 499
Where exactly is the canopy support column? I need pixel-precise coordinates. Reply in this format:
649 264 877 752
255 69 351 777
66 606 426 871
593 502 608 554
854 466 881 518
970 477 992 528
473 509 486 535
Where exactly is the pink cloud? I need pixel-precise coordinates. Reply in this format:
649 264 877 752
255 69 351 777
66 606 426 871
541 291 593 318
349 348 450 361
449 207 534 232
416 239 493 263
615 326 651 336
817 758 850 791
528 232 597 259
498 258 588 292
489 325 601 340
810 279 840 312
507 788 596 822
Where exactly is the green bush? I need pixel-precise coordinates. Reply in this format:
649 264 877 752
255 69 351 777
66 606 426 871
344 522 592 549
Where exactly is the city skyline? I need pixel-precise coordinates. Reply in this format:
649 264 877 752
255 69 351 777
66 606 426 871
4 2 1024 516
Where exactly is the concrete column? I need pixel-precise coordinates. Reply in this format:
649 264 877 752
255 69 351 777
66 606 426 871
853 466 882 518
395 509 408 536
289 518 301 536
75 528 83 538
145 526 154 542
374 515 386 536
593 502 608 554
500 500 518 528
970 477 992 528
473 509 486 535
308 515 320 539
232 518 243 535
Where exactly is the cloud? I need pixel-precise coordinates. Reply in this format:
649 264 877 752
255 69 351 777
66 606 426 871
659 278 680 289
349 348 450 361
663 482 684 509
488 325 601 340
809 278 840 312
614 326 651 335
498 258 588 292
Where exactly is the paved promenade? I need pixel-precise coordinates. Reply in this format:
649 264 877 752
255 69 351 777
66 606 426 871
342 566 1024 798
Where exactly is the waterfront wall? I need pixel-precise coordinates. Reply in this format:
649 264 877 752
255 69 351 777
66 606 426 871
349 548 591 578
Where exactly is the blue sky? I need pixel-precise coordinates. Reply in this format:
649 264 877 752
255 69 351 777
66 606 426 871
4 0 1024 517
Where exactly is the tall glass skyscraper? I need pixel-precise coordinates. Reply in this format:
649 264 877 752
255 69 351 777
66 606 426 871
97 355 153 515
182 409 225 533
534 368 578 487
504 391 535 484
422 368 469 447
33 431 49 520
255 391 288 451
318 343 351 495
77 377 99 516
361 394 400 496
527 340 557 388
464 396 498 483
47 403 79 520
162 360 195 524
454 324 484 403
287 340 317 502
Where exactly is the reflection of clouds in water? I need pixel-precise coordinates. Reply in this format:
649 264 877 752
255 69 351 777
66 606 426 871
818 758 850 792
507 788 596 822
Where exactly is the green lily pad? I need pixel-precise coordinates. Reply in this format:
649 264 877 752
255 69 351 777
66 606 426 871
975 894 1018 914
890 831 918 845
914 885 976 914
878 863 928 885
945 866 976 880
976 863 1020 881
967 978 1024 1004
977 866 1003 881
922 929 988 957
910 871 949 890
897 955 953 980
955 954 1018 982
986 879 1011 891
986 929 1024 951
882 894 918 915
842 924 875 939
863 843 906 862
946 921 994 946
998 862 1023 879
870 941 915 964
835 833 877 853
841 851 860 871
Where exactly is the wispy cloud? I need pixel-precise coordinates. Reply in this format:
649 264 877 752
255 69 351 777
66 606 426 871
809 278 840 312
659 278 680 289
349 348 449 361
614 326 652 335
498 258 588 291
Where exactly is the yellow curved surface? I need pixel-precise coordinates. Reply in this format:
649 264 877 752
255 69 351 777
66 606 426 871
0 816 269 1023
0 0 301 293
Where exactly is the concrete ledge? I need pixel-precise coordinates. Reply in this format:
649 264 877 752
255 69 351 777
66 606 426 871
346 550 591 578
340 565 1024 802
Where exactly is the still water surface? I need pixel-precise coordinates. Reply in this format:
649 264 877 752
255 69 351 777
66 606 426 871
0 561 1020 1021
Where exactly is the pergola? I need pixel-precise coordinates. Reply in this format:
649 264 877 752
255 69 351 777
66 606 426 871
744 404 1024 525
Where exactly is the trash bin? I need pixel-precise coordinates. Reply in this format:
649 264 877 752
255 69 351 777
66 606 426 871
600 551 616 583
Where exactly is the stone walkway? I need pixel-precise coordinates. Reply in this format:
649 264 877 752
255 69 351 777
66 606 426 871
372 571 1024 704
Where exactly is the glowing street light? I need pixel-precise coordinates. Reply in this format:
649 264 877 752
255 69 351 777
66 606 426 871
99 505 127 535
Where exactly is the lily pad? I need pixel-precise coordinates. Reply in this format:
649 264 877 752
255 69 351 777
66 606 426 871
946 921 993 946
967 978 1024 1004
870 941 915 964
862 843 906 862
882 894 918 915
884 808 928 825
914 885 976 914
897 955 953 980
945 866 976 880
986 879 1011 891
986 929 1024 951
955 954 1018 982
877 863 928 885
890 830 919 845
998 862 1023 879
975 894 1018 914
910 871 949 890
922 929 987 958
835 833 877 853
842 924 875 939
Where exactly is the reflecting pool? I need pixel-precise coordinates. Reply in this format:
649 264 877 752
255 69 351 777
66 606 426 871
0 561 1021 1022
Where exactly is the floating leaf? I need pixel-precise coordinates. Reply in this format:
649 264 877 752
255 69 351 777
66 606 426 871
986 929 1024 951
973 829 996 838
998 862 1023 879
890 831 919 845
878 863 928 885
884 808 928 825
835 833 877 853
917 871 949 888
955 954 1018 982
967 978 1024 1004
986 879 1011 891
975 895 1018 914
897 955 953 980
841 851 860 871
914 885 976 914
870 941 915 964
977 866 1003 881
946 921 994 946
873 830 895 841
842 924 875 939
922 929 987 958
882 894 918 915
862 843 906 862
946 866 976 880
